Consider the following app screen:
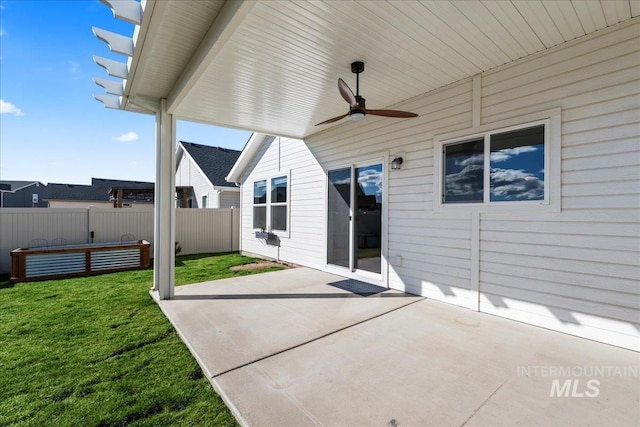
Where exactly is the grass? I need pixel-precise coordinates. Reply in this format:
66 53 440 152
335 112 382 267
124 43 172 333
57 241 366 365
0 252 285 427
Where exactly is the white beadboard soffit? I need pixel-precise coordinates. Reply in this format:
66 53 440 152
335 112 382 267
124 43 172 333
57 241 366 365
97 0 638 138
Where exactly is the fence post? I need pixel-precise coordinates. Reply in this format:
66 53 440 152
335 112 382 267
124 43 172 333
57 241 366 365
88 206 95 243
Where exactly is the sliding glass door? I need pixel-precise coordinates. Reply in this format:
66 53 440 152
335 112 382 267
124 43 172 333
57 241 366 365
327 163 383 275
327 168 351 268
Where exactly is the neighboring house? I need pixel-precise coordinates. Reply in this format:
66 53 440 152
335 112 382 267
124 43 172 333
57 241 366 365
175 141 241 208
0 181 46 208
226 22 640 352
43 178 157 209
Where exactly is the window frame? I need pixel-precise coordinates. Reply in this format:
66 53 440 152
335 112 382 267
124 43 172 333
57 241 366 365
433 108 561 213
252 180 267 230
251 170 290 237
270 175 288 232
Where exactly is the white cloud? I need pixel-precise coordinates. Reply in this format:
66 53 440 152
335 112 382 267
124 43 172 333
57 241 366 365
0 27 5 37
490 145 538 163
457 153 483 167
114 131 139 142
0 99 24 116
357 168 383 201
490 168 544 200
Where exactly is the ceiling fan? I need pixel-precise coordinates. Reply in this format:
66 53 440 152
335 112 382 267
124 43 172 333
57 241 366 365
315 61 418 126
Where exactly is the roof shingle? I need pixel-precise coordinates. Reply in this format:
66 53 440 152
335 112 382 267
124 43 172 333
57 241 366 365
180 142 241 187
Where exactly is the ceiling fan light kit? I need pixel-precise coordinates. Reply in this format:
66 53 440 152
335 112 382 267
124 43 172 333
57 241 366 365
349 111 365 121
315 61 418 126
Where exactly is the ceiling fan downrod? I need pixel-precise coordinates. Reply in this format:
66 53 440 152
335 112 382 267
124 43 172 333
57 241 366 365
351 61 365 108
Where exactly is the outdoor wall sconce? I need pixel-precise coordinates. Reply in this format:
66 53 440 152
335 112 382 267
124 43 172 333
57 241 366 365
391 156 404 170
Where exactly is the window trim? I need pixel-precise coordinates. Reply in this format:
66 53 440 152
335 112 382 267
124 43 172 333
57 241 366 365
433 108 561 213
251 170 291 237
270 175 288 233
252 180 267 230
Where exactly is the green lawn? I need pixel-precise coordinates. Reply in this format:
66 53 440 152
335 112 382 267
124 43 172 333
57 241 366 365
0 253 285 426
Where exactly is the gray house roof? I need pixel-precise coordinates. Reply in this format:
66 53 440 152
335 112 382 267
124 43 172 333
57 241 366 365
43 178 155 202
0 180 43 191
179 142 241 187
43 182 105 202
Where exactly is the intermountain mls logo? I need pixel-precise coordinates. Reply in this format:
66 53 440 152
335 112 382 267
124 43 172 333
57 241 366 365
517 365 639 398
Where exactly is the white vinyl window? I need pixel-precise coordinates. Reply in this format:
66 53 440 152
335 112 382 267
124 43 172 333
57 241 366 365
434 109 560 212
270 176 288 231
443 124 545 203
252 180 267 230
252 173 289 234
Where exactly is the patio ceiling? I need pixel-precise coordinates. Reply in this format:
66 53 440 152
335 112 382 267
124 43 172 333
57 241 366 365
95 0 639 139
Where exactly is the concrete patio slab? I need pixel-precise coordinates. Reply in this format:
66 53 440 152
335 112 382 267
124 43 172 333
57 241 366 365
154 268 640 426
154 268 422 377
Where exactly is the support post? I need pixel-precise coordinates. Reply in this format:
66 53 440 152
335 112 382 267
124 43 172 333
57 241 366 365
153 99 176 299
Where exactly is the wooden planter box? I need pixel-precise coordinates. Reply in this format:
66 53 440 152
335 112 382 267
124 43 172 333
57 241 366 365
10 240 150 283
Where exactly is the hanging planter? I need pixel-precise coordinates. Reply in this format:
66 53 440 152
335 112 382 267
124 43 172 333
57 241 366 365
255 231 276 240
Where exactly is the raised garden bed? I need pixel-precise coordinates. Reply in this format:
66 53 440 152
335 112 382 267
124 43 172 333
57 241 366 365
10 240 150 283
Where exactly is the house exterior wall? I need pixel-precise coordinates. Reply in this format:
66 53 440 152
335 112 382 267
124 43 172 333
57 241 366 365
1 185 47 208
176 153 240 208
219 189 240 208
176 154 210 208
47 200 114 209
239 19 639 351
241 136 326 269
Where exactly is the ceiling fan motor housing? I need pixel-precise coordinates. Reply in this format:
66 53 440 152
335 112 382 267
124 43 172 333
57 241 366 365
351 61 365 74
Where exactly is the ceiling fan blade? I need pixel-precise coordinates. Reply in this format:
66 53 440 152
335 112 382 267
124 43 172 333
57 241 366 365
315 112 349 126
366 109 419 118
338 78 357 107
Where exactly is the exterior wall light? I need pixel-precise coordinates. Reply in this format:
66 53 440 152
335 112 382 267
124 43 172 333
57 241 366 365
391 156 404 170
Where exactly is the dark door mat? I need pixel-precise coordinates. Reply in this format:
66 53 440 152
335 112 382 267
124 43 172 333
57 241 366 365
327 279 387 297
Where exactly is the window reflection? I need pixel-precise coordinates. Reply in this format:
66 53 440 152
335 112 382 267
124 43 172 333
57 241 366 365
490 126 544 202
253 180 266 204
444 139 484 203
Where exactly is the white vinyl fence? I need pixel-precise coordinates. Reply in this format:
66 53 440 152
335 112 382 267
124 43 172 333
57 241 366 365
0 207 240 274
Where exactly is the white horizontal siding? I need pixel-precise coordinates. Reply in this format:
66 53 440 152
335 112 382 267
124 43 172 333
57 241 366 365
478 19 640 350
176 154 214 208
236 18 639 350
307 78 475 306
240 137 325 268
219 191 239 209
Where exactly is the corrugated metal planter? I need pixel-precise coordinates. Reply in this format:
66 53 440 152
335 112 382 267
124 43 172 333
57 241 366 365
10 240 150 283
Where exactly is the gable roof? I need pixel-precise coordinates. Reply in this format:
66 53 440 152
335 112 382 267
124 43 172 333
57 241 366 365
179 141 241 187
0 181 43 192
226 134 273 184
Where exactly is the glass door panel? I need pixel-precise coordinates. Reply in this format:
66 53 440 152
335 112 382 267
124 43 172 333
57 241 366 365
355 164 382 274
327 168 351 268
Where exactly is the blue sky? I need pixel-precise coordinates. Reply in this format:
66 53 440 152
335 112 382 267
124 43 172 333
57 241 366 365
0 0 252 185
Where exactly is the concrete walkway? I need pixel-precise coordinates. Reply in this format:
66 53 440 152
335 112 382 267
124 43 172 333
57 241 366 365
153 268 640 427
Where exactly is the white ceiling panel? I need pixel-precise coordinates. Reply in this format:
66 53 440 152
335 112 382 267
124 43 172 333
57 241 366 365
108 0 638 138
